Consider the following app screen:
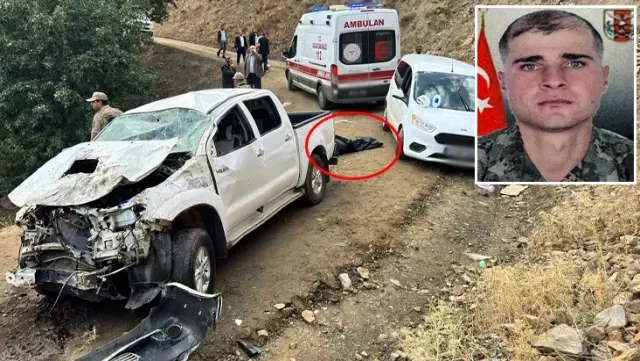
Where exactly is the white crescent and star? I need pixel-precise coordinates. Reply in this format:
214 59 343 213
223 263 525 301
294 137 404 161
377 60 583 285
477 66 493 114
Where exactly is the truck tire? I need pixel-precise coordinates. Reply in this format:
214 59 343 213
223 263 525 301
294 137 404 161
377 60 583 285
287 72 297 91
302 153 327 206
171 228 216 294
317 86 332 110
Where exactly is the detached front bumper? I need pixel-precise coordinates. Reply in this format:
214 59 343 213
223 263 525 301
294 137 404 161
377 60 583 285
6 267 124 302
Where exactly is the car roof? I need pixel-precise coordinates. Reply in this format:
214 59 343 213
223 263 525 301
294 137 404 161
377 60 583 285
401 54 475 77
125 89 257 115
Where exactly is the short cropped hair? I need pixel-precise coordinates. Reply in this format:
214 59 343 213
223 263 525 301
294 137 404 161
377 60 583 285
498 10 604 63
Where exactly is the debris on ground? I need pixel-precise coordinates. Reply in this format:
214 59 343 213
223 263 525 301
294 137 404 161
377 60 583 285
500 185 528 196
237 339 264 358
302 310 315 324
76 283 222 361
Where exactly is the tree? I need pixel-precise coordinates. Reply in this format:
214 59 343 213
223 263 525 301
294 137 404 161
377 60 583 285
0 0 161 196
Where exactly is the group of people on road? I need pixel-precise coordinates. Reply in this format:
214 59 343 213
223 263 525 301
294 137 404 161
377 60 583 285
217 26 270 89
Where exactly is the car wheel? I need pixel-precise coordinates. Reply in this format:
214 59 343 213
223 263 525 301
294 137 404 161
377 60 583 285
317 86 332 110
171 228 216 294
397 126 408 160
302 153 327 206
382 108 390 132
287 72 297 91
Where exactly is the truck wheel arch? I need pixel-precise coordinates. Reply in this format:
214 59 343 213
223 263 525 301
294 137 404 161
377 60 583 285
311 146 330 182
172 205 227 259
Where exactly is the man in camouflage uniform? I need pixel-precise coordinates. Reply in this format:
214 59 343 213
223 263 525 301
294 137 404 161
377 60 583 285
87 91 123 141
477 10 633 182
233 72 252 88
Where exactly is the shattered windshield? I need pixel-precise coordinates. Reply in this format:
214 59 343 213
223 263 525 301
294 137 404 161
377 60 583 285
413 71 475 112
95 108 212 153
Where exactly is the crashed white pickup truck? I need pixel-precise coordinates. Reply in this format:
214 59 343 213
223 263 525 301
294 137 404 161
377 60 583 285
6 88 337 309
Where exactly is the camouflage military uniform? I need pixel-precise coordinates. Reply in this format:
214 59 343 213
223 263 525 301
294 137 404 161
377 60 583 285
477 124 634 182
91 105 123 139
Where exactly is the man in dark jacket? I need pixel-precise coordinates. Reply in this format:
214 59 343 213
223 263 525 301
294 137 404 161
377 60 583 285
235 31 248 64
221 56 236 88
257 32 270 73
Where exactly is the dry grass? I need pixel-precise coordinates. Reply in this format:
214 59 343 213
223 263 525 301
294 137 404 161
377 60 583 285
402 255 622 361
530 187 640 250
401 306 477 361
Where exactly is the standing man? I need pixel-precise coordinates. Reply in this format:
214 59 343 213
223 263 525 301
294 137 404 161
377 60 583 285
86 91 122 141
249 30 259 47
235 31 248 64
477 9 633 182
216 26 227 58
414 45 423 54
221 56 236 88
258 32 270 73
245 45 264 89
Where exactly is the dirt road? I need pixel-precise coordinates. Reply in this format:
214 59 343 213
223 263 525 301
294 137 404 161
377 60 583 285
0 39 554 361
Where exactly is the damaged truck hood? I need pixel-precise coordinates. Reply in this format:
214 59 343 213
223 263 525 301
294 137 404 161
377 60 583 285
9 138 179 208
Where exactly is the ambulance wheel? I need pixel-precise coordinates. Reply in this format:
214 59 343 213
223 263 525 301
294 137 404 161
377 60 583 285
287 72 297 91
317 86 332 110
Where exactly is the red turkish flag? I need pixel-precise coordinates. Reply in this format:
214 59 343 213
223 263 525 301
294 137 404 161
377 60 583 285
477 24 507 136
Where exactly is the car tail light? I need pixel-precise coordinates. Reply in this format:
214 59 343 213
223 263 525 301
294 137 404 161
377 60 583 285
330 64 338 88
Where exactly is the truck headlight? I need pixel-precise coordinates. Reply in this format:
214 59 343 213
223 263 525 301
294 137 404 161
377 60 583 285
411 114 436 133
110 209 137 230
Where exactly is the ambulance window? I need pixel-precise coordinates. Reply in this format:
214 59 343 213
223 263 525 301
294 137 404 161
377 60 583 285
369 30 395 63
339 32 367 65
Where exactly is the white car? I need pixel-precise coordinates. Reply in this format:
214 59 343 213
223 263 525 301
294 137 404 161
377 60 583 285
5 88 337 309
383 54 476 168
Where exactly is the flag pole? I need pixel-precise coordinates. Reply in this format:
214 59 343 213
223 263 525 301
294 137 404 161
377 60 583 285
480 8 486 31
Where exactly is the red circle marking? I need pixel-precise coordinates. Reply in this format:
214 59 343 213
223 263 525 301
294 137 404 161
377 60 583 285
304 111 402 181
375 41 390 61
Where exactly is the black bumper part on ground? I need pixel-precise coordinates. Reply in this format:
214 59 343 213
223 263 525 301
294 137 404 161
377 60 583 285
75 283 222 361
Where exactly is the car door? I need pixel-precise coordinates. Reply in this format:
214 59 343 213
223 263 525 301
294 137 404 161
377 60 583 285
206 104 264 230
241 95 298 205
396 65 413 130
388 61 411 131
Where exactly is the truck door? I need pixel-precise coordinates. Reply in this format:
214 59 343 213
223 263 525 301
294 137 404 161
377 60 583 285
206 105 264 230
241 95 298 205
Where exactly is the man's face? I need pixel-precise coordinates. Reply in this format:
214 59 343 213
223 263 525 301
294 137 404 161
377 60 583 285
91 100 101 111
416 46 422 54
499 26 609 132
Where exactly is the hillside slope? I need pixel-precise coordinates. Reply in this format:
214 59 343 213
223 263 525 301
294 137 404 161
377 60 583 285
153 0 481 64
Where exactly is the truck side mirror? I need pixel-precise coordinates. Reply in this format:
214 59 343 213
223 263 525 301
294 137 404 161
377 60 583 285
282 48 289 59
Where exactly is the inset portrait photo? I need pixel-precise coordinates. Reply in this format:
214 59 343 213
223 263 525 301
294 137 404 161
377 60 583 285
475 5 637 184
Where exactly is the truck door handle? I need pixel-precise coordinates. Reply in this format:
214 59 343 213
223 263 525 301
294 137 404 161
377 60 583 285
285 133 292 141
257 148 264 157
372 67 381 71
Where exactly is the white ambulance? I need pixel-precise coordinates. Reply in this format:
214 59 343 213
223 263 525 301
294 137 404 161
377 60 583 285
282 2 401 110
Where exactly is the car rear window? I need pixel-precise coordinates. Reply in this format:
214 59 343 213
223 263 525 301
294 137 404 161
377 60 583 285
339 30 396 65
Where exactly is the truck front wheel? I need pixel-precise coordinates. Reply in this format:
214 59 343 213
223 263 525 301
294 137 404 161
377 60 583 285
171 228 216 294
302 153 327 206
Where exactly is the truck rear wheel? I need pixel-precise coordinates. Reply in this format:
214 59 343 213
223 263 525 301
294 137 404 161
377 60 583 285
302 154 327 206
171 228 216 294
